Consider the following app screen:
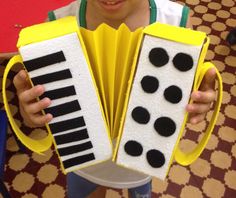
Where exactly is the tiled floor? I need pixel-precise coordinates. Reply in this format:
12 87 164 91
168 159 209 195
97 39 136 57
1 0 236 197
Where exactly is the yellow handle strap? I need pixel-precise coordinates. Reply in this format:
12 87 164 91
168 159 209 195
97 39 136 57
2 55 52 154
175 62 223 165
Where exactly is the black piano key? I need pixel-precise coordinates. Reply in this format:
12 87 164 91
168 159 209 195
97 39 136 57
63 153 95 169
45 100 81 118
54 128 89 145
40 86 76 100
58 141 93 156
31 69 72 85
23 51 66 72
49 117 86 134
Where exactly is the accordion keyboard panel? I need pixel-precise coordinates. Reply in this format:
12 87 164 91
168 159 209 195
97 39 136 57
19 33 112 173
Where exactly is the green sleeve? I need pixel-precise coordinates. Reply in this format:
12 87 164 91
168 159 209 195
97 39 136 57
48 11 57 21
180 6 190 27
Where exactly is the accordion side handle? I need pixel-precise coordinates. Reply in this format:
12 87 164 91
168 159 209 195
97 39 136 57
2 55 52 154
174 62 223 166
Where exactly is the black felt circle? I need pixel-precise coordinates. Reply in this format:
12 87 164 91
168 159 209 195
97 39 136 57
149 48 169 67
146 149 165 168
141 75 159 93
154 117 176 137
132 106 150 124
164 85 182 104
124 140 143 157
172 53 194 71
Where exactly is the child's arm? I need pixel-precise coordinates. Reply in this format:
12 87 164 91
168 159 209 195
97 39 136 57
13 70 53 127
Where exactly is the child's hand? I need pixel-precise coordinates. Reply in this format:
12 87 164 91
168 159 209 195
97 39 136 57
186 68 216 124
13 70 53 128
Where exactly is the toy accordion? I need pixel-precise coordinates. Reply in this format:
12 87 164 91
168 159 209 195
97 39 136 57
2 16 223 180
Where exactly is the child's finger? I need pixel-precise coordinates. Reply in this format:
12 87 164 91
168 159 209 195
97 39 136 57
19 85 45 104
13 70 30 93
189 113 206 124
191 90 215 104
25 113 53 128
199 67 216 91
24 98 51 114
186 103 211 114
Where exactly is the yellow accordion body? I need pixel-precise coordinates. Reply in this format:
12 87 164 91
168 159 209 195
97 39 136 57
2 17 222 179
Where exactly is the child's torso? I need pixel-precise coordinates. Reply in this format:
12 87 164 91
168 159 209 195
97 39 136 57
47 0 189 188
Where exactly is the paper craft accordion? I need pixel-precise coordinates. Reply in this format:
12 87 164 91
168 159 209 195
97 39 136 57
2 16 223 180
